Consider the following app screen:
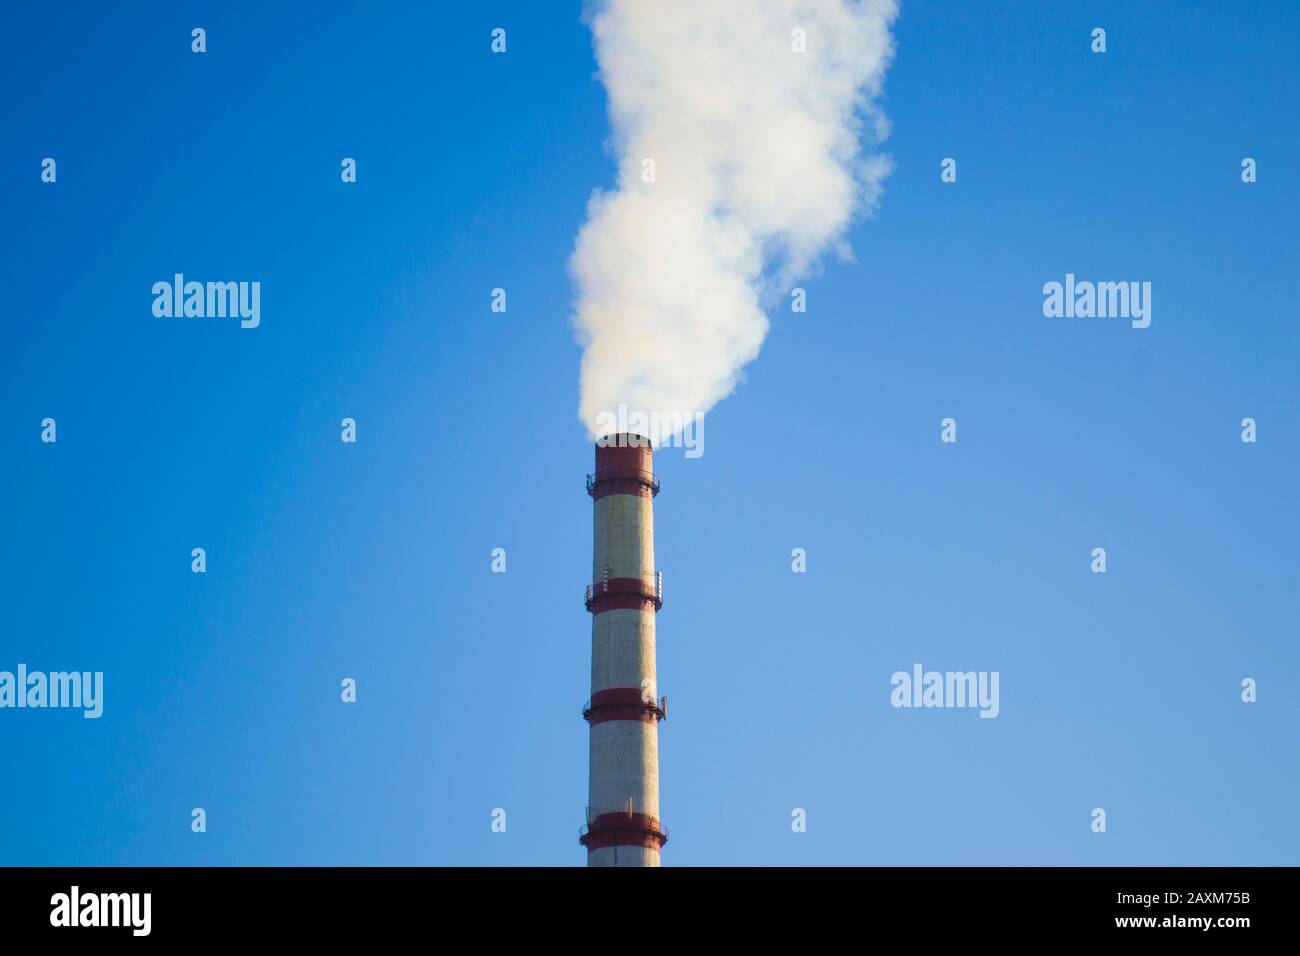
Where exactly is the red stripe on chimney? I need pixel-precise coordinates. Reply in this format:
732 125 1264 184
585 577 662 614
579 812 668 852
583 688 666 726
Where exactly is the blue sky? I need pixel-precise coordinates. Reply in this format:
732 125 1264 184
2 1 1297 865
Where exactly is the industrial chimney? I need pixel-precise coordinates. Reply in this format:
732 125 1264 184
579 432 668 866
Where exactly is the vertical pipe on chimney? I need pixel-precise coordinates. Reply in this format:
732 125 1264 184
580 433 667 866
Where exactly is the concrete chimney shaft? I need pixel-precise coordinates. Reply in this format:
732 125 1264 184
580 433 667 866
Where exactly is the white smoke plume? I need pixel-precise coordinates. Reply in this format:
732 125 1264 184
571 0 898 439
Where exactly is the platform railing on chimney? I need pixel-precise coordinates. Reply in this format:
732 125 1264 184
584 571 664 611
581 693 668 723
585 468 660 497
578 815 669 846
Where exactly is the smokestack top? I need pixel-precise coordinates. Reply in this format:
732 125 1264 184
594 432 652 469
589 433 657 499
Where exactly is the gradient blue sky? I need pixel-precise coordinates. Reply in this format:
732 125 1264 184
2 1 1297 865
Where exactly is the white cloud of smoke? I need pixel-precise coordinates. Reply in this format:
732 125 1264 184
572 0 898 438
